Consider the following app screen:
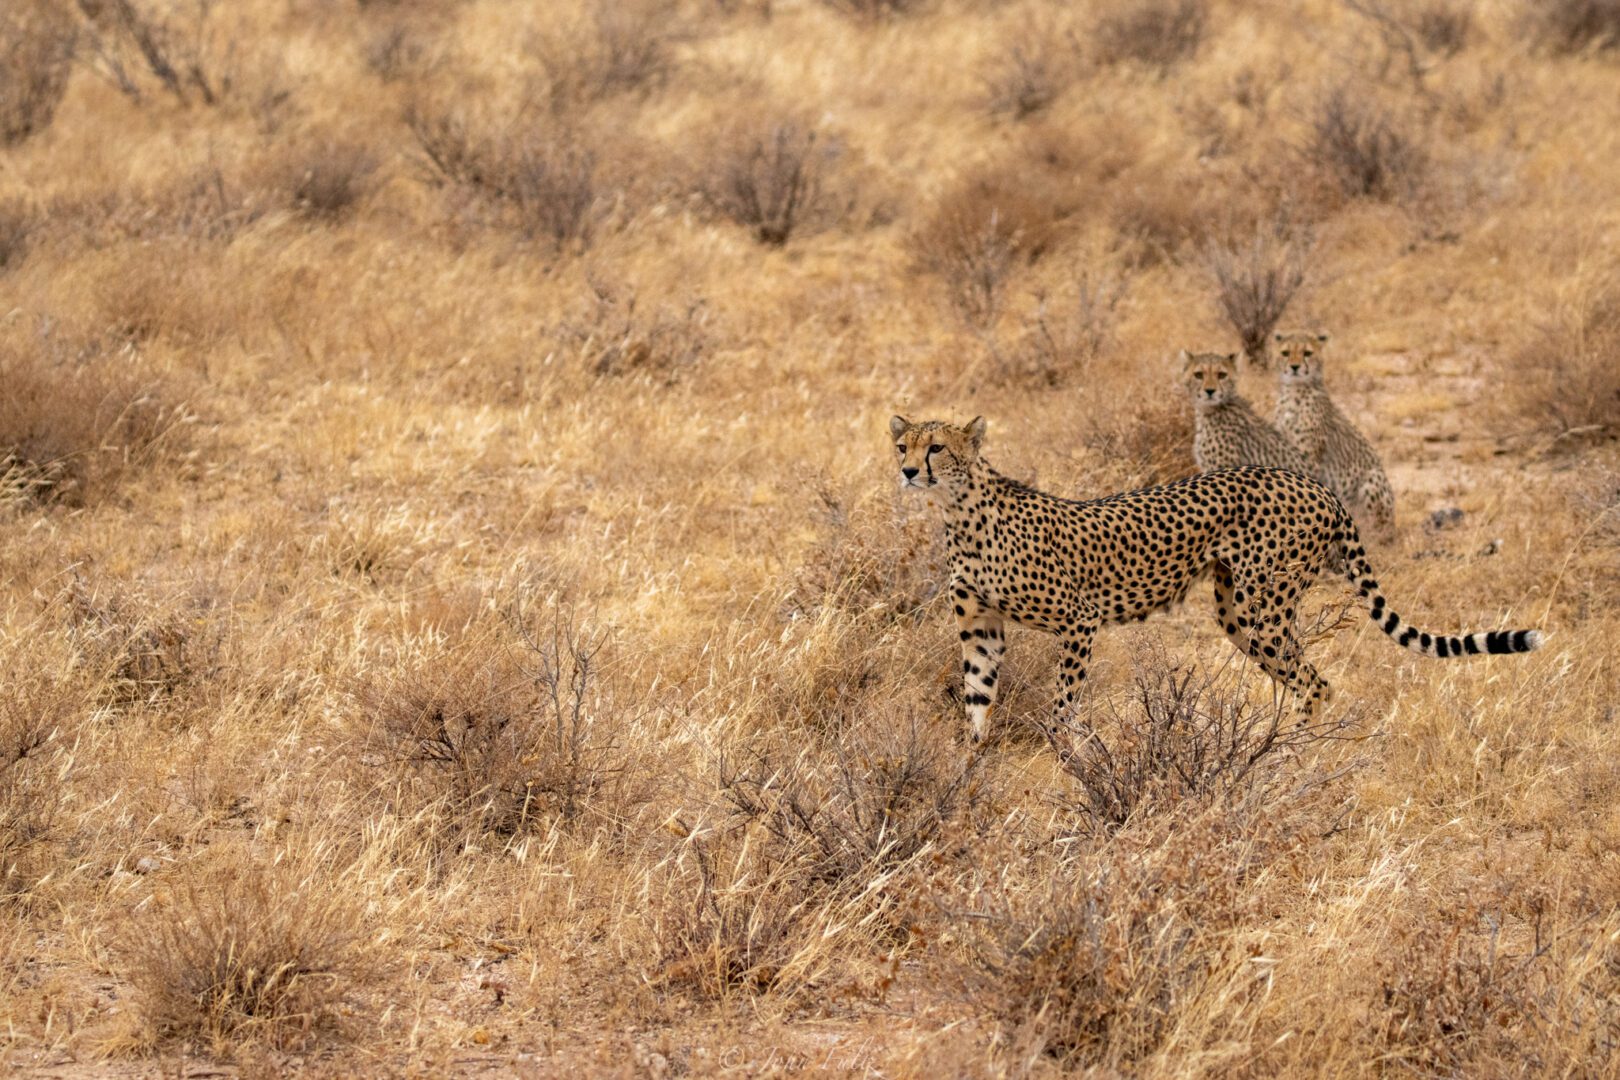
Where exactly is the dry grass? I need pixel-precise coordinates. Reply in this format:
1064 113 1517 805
1506 279 1620 443
0 0 1615 1074
121 852 377 1053
408 104 609 250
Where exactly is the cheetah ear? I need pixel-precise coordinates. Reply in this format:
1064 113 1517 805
964 415 986 450
1177 348 1193 367
889 415 909 439
1225 352 1237 363
1273 332 1285 342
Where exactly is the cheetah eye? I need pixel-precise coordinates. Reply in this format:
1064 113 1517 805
1216 370 1229 379
928 444 944 454
895 443 906 454
1302 349 1313 357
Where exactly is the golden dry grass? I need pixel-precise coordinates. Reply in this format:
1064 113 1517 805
1 0 1619 1075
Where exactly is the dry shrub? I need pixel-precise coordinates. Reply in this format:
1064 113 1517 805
1371 886 1620 1073
1081 391 1194 490
1045 640 1358 831
1094 0 1207 72
363 22 434 83
409 104 608 250
787 477 945 620
553 276 711 379
693 111 851 246
0 200 36 275
66 581 220 706
993 271 1130 387
1107 174 1225 267
124 164 265 243
0 328 193 506
1374 906 1531 1073
1415 1 1475 56
911 123 1137 327
357 599 638 839
718 711 988 885
651 711 981 998
1509 283 1620 441
983 34 1075 120
1527 0 1620 55
1343 0 1473 95
279 139 381 222
73 0 238 107
124 856 375 1052
1306 89 1430 202
947 802 1278 1066
649 826 840 999
910 170 1070 328
530 0 681 107
56 164 266 246
0 2 76 146
0 667 83 901
820 0 929 18
1203 222 1312 368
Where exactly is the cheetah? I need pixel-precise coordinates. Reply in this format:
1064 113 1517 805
1182 350 1313 475
1272 332 1397 540
889 415 1543 744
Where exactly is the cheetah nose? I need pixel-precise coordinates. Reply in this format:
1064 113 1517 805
901 467 920 480
1204 388 1216 397
1289 364 1301 374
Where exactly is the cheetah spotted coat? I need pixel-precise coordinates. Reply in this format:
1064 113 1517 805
1272 333 1397 540
1182 351 1313 474
891 416 1543 743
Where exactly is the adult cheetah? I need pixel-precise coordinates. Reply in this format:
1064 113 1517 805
890 415 1543 743
1272 332 1397 540
1182 350 1313 474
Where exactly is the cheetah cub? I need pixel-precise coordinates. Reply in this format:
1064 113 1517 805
890 415 1543 744
1182 350 1313 474
1273 332 1396 540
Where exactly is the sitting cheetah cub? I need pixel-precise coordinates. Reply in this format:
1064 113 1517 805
1182 350 1313 474
1273 332 1396 540
890 415 1543 744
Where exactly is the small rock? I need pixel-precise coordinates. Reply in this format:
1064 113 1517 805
1477 538 1503 557
134 857 161 874
1428 507 1465 530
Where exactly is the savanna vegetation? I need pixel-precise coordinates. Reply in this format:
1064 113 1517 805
1 0 1618 1075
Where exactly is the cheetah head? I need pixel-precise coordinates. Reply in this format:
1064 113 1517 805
1179 350 1239 408
889 415 985 491
1275 331 1328 384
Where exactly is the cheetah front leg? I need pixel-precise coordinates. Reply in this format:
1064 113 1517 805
954 590 1005 744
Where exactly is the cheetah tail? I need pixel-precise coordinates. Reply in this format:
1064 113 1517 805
1336 519 1544 658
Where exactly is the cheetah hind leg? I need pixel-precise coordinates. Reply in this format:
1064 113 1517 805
1214 572 1332 728
1045 614 1101 752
